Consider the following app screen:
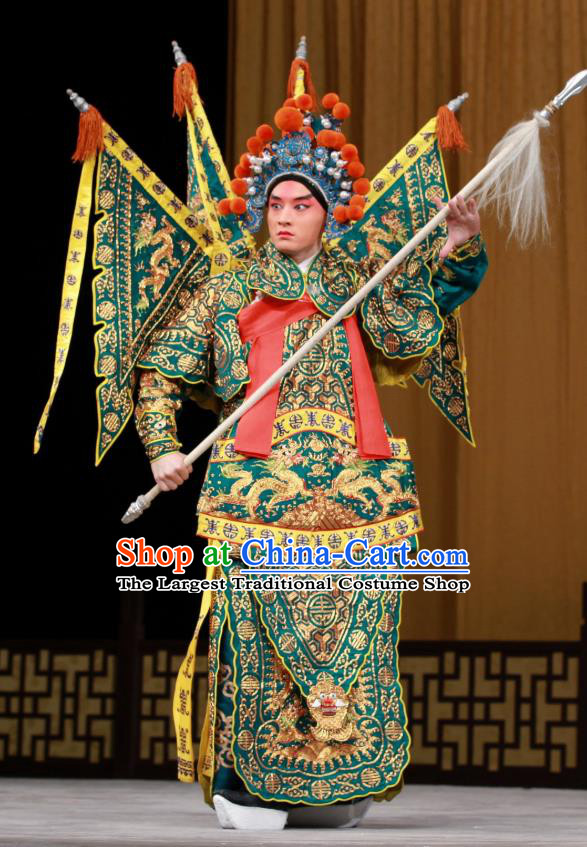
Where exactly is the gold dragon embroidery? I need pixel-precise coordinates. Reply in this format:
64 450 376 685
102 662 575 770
361 209 409 263
135 214 181 309
221 458 309 519
332 461 418 510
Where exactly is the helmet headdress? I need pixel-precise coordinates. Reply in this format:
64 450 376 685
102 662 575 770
217 36 369 238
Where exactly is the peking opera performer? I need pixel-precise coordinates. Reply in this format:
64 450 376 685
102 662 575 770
132 41 489 829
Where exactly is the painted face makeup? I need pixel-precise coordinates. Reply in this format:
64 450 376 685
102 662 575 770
267 179 327 263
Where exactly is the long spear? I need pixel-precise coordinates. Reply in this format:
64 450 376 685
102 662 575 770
122 71 586 524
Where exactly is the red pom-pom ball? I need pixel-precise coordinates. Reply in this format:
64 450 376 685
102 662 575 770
316 129 336 147
347 160 365 178
274 106 304 133
349 194 366 208
256 124 274 142
234 165 247 179
246 136 263 155
332 102 351 120
230 197 247 215
322 92 340 110
341 143 358 161
353 178 371 195
347 204 363 221
217 198 232 216
230 178 248 196
331 131 346 150
303 126 315 141
295 93 313 111
239 154 251 175
282 97 296 108
333 205 350 223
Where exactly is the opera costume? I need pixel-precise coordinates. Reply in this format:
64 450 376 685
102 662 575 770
130 47 488 816
134 230 487 812
36 38 489 827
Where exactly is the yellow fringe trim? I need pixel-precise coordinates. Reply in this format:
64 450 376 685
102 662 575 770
173 562 217 783
197 509 423 553
34 154 97 453
209 408 411 459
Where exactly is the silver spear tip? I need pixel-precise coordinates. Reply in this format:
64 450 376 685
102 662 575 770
295 35 307 61
447 92 469 113
554 69 587 107
121 494 151 524
537 68 587 120
66 89 90 113
172 40 188 67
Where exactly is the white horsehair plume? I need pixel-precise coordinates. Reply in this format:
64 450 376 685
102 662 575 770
474 70 586 248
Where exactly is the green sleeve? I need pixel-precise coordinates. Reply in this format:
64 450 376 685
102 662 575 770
430 233 489 316
136 271 251 403
133 277 219 463
136 282 217 386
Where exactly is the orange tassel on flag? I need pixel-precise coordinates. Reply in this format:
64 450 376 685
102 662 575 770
436 104 471 152
72 105 105 162
287 58 318 111
173 61 198 118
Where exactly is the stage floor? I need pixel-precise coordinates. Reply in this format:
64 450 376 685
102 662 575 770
0 779 584 846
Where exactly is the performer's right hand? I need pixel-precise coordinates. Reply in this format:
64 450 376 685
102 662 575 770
151 451 193 491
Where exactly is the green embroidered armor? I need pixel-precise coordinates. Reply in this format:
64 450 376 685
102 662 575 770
135 233 487 471
134 238 487 805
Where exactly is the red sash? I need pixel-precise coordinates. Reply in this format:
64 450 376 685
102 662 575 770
234 292 392 459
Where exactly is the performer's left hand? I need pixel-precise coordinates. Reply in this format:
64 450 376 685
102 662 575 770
433 195 481 260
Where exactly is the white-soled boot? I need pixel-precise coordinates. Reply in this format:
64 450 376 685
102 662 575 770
345 797 373 828
213 794 288 830
287 797 373 828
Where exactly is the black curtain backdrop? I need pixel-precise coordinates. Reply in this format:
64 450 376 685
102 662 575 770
22 16 228 642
